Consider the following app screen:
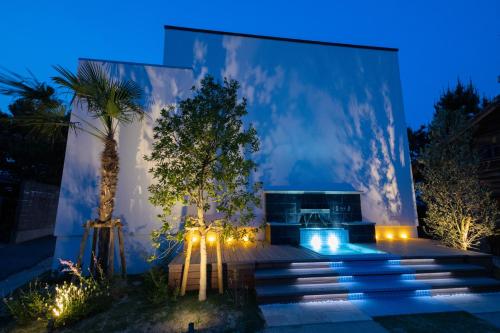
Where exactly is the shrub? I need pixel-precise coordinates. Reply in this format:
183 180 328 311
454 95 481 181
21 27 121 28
50 260 111 328
143 266 169 305
3 281 52 325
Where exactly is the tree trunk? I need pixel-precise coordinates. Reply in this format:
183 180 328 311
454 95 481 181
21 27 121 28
97 136 119 274
199 230 207 301
180 231 193 296
216 233 223 294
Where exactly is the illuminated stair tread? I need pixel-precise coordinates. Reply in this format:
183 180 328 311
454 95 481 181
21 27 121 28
255 263 485 280
255 277 500 298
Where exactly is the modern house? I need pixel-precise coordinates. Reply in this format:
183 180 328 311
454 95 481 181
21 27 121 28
53 27 500 302
54 26 417 271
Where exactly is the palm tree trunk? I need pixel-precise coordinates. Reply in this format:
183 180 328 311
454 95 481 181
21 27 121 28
97 135 119 274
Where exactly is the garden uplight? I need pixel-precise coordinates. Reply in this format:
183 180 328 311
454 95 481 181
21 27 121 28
207 234 216 243
242 235 249 242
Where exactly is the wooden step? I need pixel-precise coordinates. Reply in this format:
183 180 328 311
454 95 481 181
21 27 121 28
256 277 500 304
255 263 487 284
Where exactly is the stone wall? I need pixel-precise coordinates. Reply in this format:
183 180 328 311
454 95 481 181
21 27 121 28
14 180 59 243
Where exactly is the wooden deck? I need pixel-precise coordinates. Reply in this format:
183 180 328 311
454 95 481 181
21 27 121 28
168 238 492 291
169 242 323 265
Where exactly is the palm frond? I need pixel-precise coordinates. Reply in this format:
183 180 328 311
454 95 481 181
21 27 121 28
52 62 145 136
0 68 60 110
8 105 74 143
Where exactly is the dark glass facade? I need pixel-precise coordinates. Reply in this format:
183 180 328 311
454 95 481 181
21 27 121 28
265 192 362 226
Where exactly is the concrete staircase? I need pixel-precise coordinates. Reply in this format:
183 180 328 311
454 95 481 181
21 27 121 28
255 256 500 304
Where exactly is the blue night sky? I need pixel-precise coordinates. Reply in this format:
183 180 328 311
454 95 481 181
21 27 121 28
0 0 498 129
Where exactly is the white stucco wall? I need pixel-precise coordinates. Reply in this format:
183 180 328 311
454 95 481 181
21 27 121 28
54 29 419 273
163 28 418 228
53 60 194 273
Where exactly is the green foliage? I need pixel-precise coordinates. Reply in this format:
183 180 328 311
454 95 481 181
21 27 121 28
143 266 171 305
0 63 146 185
50 280 110 328
52 62 145 139
434 79 484 119
418 82 498 250
407 125 429 183
50 260 111 328
2 281 52 325
146 75 262 252
0 69 69 184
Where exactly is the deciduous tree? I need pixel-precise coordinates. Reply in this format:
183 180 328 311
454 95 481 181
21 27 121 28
147 76 261 301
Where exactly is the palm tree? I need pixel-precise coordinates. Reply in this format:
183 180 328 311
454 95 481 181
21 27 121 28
52 62 144 273
0 69 61 113
1 64 145 273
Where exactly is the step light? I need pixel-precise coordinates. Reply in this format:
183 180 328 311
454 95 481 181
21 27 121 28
387 259 401 265
347 292 365 300
400 273 416 280
414 289 432 297
330 261 344 268
337 275 354 282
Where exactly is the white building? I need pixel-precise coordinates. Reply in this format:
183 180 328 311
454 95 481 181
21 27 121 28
53 26 417 272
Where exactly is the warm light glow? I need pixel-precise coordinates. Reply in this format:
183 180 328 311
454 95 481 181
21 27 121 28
375 226 415 241
327 234 339 250
311 235 322 250
226 237 233 243
242 235 249 242
191 235 198 243
207 234 216 243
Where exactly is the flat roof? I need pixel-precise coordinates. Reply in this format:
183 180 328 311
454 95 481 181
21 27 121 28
78 57 192 71
164 25 398 52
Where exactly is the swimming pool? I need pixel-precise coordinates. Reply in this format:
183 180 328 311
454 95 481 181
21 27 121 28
300 228 385 255
303 242 386 255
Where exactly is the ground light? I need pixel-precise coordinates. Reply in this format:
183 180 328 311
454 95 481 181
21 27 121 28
375 226 415 240
207 234 216 243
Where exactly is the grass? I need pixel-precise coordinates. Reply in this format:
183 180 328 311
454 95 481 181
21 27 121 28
374 311 500 333
0 278 264 333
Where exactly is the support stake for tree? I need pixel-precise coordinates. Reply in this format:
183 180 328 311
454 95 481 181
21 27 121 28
180 231 193 296
75 218 126 278
216 232 223 294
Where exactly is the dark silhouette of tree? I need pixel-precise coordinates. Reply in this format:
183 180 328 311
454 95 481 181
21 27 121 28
407 125 429 183
0 70 69 185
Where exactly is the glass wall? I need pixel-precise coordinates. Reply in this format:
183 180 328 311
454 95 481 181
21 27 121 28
265 192 362 226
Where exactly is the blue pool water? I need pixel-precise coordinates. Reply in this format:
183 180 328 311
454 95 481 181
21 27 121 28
303 242 386 255
300 228 385 255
